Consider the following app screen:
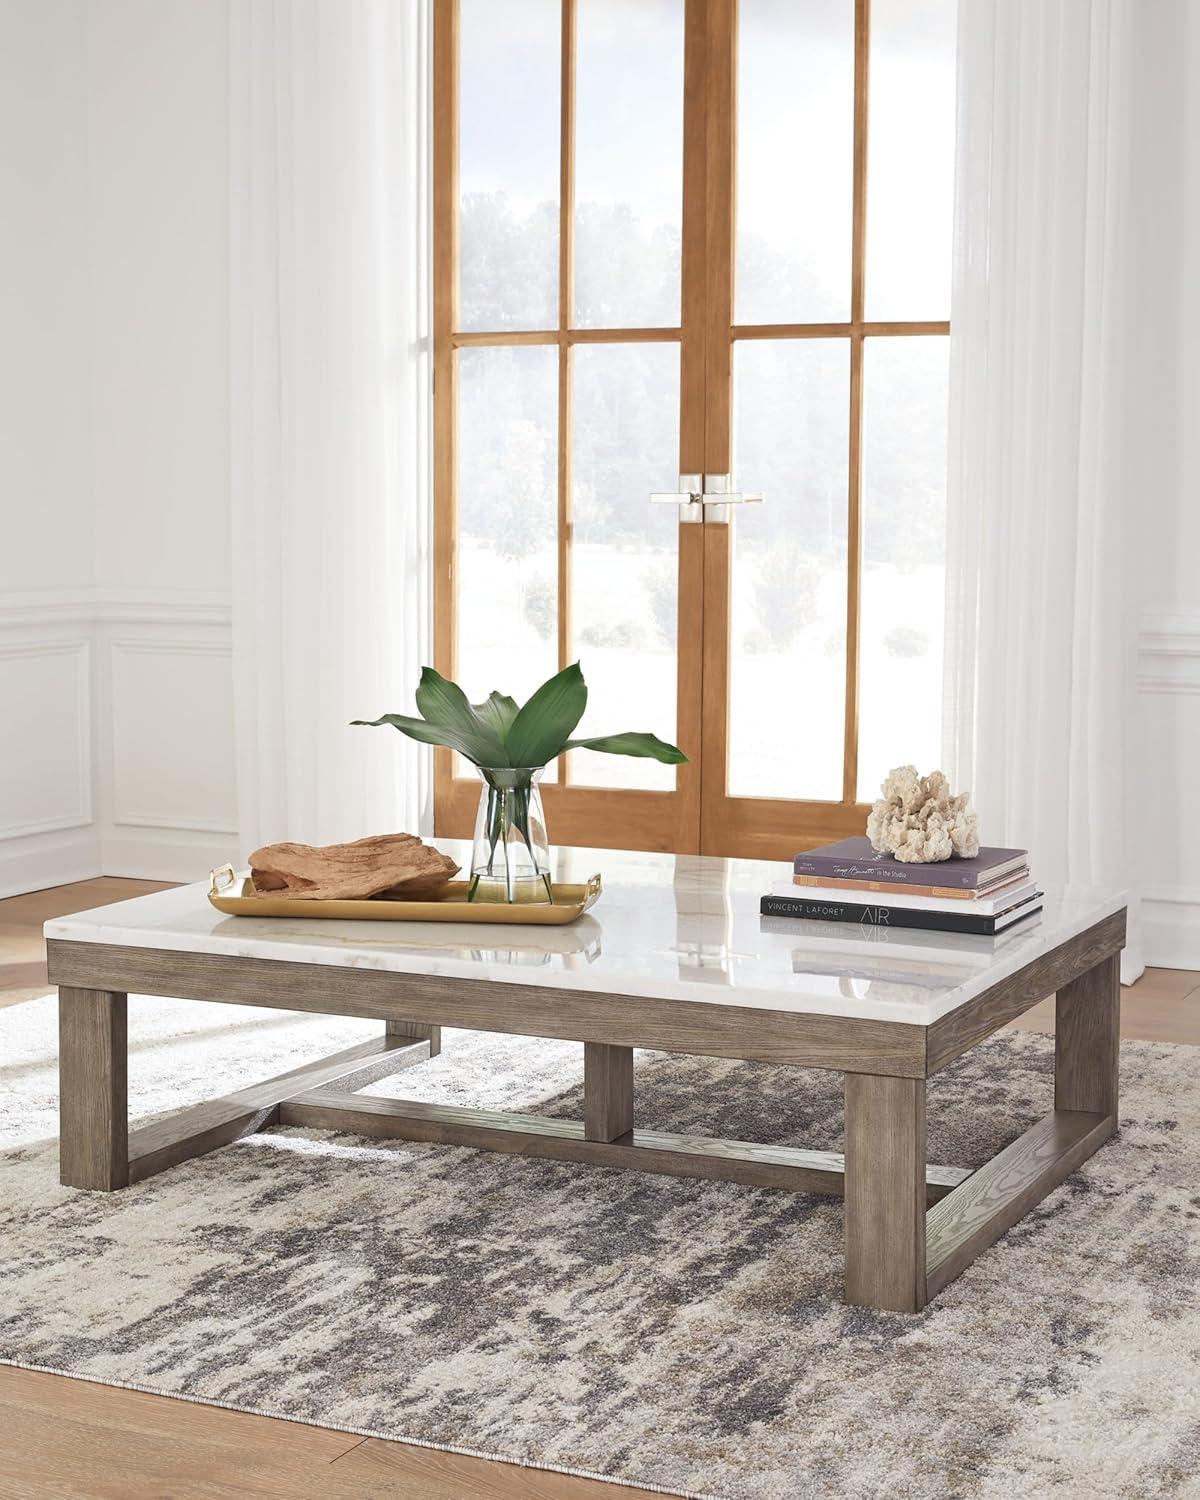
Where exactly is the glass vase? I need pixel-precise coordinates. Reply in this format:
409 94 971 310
467 767 554 904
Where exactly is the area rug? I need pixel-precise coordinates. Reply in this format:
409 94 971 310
2 992 1199 1500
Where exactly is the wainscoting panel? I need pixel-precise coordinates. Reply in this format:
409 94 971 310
1142 887 1200 972
1138 613 1200 969
109 637 236 835
96 599 238 881
0 591 239 894
0 638 91 838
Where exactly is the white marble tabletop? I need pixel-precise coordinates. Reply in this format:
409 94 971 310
45 843 1125 1027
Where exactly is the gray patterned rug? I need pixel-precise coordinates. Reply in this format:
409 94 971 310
2 992 1199 1499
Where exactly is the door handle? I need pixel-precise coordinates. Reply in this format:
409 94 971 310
649 474 764 522
649 473 705 510
698 473 764 508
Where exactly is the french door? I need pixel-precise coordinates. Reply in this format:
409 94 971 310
433 0 953 858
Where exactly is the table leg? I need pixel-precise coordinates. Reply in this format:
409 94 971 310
844 1073 927 1312
59 986 129 1190
583 1043 634 1142
1055 951 1120 1120
923 951 1120 1304
386 1019 441 1058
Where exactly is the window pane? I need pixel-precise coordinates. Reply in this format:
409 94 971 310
571 343 681 789
458 345 559 779
736 0 855 325
857 337 948 799
865 0 956 319
730 340 849 800
574 0 684 328
459 0 560 331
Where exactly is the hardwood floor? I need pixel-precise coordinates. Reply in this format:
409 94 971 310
0 1366 657 1499
1 877 1197 1497
0 878 172 1009
1008 963 1200 1044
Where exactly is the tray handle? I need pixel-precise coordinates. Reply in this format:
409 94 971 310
583 873 603 908
209 864 237 898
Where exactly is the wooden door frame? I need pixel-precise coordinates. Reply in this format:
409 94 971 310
432 0 703 855
696 0 949 859
432 0 950 859
696 0 875 858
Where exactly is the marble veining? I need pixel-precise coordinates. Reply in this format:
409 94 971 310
45 843 1124 1026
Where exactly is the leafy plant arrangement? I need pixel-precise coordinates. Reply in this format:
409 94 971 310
354 662 686 900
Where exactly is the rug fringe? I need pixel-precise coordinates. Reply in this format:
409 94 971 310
0 1356 717 1500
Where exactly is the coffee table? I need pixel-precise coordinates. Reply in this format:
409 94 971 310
46 846 1125 1313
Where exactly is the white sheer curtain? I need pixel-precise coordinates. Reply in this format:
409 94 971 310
944 0 1162 981
229 0 431 854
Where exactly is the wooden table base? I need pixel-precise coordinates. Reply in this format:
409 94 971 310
55 1003 970 1204
57 990 439 1191
844 951 1121 1313
54 943 1122 1313
277 1088 972 1202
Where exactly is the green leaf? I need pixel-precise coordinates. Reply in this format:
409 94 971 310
413 666 509 766
505 662 588 768
481 781 503 876
565 731 688 764
471 690 521 744
351 711 496 764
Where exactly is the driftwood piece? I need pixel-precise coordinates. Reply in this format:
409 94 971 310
248 834 460 901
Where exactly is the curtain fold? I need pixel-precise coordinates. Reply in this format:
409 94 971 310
230 0 431 854
944 0 1161 982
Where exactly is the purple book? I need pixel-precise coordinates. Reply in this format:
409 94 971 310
792 837 1028 890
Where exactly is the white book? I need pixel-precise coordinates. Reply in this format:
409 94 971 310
772 878 1040 918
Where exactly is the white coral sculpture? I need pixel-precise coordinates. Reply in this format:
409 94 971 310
866 765 980 864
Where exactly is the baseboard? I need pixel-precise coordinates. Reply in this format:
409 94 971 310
0 830 103 901
0 828 237 897
1141 888 1200 972
100 828 240 885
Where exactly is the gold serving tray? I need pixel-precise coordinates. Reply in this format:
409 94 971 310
207 867 602 926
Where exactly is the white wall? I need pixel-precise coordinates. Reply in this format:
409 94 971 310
0 0 99 894
1136 2 1200 968
87 0 237 879
0 0 237 895
0 1 93 594
89 2 231 602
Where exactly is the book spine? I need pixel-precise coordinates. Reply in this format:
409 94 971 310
791 858 978 889
760 894 1000 935
792 874 979 900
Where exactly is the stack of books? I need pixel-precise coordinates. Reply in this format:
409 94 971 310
760 836 1041 938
